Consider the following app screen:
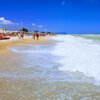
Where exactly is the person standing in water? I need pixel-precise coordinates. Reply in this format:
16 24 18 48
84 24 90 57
17 32 21 39
17 31 24 39
20 31 24 39
32 33 36 40
35 32 40 40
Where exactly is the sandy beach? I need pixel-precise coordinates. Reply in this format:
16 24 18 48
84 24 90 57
1 35 100 100
0 35 52 72
0 36 50 53
0 35 54 100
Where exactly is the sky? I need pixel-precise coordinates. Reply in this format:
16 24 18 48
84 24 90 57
0 0 100 33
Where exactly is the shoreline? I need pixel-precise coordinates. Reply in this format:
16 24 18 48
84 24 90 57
0 35 51 53
1 35 100 99
0 35 53 73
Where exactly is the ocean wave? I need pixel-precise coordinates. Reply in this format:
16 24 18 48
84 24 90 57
52 35 100 84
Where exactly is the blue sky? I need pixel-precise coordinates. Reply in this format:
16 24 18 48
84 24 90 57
0 0 100 33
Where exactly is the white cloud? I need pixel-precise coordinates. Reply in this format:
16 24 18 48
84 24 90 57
38 25 43 27
0 17 18 25
20 22 23 26
32 23 35 26
61 1 66 6
45 28 47 31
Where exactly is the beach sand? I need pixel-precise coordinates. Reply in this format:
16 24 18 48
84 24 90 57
0 36 52 72
0 35 55 100
0 35 60 100
1 78 100 100
0 36 50 53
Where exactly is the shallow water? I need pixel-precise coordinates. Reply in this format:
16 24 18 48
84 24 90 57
52 35 100 84
0 35 100 100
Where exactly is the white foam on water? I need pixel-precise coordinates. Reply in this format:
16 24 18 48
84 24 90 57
9 44 59 69
52 35 100 83
8 44 52 54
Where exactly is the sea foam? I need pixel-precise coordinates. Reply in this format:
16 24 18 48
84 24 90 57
52 35 100 83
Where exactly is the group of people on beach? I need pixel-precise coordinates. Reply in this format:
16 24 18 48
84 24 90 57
17 31 25 39
16 31 41 40
32 32 40 40
17 31 40 40
0 31 55 41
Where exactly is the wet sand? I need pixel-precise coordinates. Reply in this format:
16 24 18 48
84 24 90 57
1 78 100 100
0 36 51 73
0 36 50 53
